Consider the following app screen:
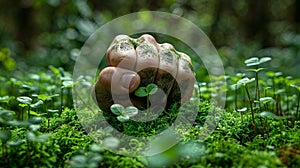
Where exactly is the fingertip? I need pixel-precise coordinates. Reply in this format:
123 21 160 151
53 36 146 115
120 72 140 93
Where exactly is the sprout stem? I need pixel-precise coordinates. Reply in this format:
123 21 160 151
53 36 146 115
244 85 257 133
146 95 150 123
235 85 238 110
255 71 260 100
60 81 63 117
27 105 31 119
296 91 300 121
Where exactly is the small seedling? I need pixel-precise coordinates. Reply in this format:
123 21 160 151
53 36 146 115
259 97 274 111
290 84 300 120
237 77 257 132
245 57 271 100
35 94 59 129
61 78 74 115
237 107 247 122
17 96 33 120
230 73 245 110
110 104 138 122
135 83 158 121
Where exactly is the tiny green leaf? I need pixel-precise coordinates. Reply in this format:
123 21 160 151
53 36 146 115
37 94 59 101
28 117 42 125
110 104 124 115
27 132 50 142
89 144 102 153
260 111 285 120
245 57 271 66
29 74 40 80
49 65 60 75
135 87 147 97
35 134 51 143
260 111 277 118
18 104 27 108
245 57 259 64
30 100 43 108
275 72 282 77
247 68 265 73
275 89 285 95
266 71 275 77
103 137 120 149
7 139 23 147
0 110 14 121
17 96 32 105
123 106 138 117
291 84 300 91
259 57 272 64
48 109 59 113
146 83 158 95
29 124 41 132
62 81 74 88
237 107 247 112
237 78 255 85
117 115 129 122
259 97 274 104
0 130 11 141
0 96 10 103
245 57 259 66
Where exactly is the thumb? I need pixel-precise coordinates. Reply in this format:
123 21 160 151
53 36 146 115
95 67 140 95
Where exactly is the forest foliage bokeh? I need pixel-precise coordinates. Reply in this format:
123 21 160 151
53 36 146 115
0 0 299 77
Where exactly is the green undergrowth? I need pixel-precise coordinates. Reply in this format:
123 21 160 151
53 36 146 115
1 99 299 167
1 54 300 167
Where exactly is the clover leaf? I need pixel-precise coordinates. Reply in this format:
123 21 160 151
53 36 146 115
259 97 274 104
135 87 147 97
146 83 158 95
244 57 272 66
123 106 139 117
117 115 130 122
16 96 32 105
135 83 158 97
237 77 255 86
110 104 138 123
110 104 124 116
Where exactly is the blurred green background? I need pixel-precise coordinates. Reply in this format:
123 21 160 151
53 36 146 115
0 0 299 77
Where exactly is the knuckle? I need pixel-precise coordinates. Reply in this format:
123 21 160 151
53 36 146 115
139 34 157 43
160 43 174 50
98 67 115 85
107 40 136 69
136 42 158 59
178 51 192 63
113 34 130 43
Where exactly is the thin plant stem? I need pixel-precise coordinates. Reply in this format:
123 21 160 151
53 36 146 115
27 105 31 119
21 108 24 121
235 85 238 110
259 116 265 139
255 72 260 100
43 102 49 129
244 85 257 133
60 84 63 117
146 95 149 122
272 77 275 97
2 142 6 162
296 91 300 121
258 93 265 138
285 83 289 112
